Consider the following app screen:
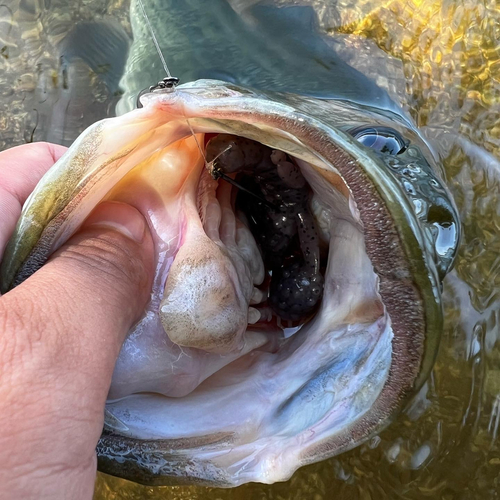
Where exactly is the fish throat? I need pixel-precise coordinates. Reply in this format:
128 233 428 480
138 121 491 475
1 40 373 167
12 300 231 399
207 135 324 322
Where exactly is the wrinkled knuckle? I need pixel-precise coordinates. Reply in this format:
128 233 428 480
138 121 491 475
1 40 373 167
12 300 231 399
61 233 149 295
0 293 36 338
97 235 148 291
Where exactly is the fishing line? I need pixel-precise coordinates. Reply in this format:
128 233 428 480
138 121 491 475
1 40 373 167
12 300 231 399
185 118 209 165
137 0 214 189
185 119 275 208
136 0 209 166
137 0 172 79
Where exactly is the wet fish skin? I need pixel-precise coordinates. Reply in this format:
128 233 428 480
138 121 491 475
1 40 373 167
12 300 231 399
117 0 397 113
0 0 460 489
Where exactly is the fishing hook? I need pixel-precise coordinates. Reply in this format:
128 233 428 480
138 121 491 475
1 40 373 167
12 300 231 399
211 162 278 210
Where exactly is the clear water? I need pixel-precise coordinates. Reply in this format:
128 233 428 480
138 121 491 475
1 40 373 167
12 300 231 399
0 0 499 498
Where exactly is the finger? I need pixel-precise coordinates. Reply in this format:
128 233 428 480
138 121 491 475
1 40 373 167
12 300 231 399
0 201 154 496
0 142 67 258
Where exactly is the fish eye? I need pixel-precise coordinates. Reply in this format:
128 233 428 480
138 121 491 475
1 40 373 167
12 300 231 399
349 126 408 155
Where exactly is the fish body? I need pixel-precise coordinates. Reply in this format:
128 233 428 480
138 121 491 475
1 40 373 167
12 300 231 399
15 0 402 148
118 0 397 112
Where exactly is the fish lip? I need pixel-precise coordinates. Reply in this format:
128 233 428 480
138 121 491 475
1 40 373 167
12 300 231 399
137 79 252 110
0 79 457 486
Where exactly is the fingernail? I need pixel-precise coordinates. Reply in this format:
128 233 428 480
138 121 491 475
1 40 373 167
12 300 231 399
84 202 147 243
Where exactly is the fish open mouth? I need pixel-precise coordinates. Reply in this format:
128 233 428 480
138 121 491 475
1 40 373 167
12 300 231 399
0 80 458 487
99 128 393 486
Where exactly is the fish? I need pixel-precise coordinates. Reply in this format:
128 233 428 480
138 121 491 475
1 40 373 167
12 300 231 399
0 77 460 486
116 0 398 113
0 0 462 488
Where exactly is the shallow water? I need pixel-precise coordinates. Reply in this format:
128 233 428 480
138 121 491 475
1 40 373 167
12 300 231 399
1 0 499 498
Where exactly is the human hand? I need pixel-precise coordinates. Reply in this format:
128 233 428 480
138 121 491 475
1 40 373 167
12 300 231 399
0 143 154 499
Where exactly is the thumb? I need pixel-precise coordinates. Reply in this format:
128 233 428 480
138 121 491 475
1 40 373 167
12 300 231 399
47 200 154 344
2 200 154 418
0 201 154 498
14 200 154 372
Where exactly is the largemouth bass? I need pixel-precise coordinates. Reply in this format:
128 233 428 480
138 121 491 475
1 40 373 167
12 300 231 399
0 77 459 486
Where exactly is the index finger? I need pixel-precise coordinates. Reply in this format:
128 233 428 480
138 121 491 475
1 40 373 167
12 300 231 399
0 142 67 259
